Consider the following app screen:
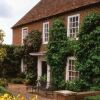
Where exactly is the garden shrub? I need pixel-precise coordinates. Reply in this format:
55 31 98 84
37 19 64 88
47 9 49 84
0 78 8 87
11 78 24 84
46 19 68 90
65 79 90 92
0 86 8 94
17 73 26 79
0 45 21 78
76 13 100 90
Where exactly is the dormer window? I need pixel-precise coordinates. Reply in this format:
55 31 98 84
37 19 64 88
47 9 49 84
22 27 28 45
67 14 80 39
43 22 49 44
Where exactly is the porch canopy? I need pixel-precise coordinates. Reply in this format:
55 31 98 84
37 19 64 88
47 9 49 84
29 52 46 56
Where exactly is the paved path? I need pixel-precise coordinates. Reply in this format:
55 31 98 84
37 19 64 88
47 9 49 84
7 84 55 100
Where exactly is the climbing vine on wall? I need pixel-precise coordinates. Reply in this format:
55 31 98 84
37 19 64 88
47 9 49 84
24 30 42 85
76 13 100 90
46 19 68 90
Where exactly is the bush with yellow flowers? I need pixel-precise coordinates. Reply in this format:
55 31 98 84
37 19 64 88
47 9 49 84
0 93 38 100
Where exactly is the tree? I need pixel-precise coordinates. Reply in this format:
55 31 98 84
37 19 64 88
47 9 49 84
0 47 6 62
0 29 5 44
76 13 100 90
0 29 6 63
46 19 68 90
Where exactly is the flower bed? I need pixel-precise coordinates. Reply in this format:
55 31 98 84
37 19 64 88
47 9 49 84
0 93 38 100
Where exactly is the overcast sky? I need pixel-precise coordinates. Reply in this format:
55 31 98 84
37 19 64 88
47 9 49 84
0 0 40 44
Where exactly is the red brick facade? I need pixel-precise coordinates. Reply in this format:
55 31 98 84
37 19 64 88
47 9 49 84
13 3 100 52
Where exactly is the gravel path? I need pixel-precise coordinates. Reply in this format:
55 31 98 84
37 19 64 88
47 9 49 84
7 84 55 100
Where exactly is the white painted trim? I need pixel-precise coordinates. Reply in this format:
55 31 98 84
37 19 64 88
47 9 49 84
21 59 27 73
47 64 50 88
42 22 49 44
37 56 51 88
37 56 42 80
67 14 80 39
66 56 76 81
21 27 28 45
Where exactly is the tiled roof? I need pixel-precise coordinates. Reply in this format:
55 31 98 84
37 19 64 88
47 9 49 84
12 0 100 28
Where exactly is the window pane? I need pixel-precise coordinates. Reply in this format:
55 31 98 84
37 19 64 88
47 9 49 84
73 17 75 22
67 58 79 81
68 15 79 38
76 16 78 21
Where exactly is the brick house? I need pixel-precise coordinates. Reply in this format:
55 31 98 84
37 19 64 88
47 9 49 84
12 0 100 87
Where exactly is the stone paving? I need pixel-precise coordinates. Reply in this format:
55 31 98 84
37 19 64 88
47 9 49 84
7 84 55 100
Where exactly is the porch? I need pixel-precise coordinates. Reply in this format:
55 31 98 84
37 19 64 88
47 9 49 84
30 52 51 88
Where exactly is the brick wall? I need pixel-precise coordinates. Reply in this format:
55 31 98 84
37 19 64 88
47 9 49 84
13 5 100 51
55 91 100 100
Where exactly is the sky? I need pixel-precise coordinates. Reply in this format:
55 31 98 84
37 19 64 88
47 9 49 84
0 0 40 44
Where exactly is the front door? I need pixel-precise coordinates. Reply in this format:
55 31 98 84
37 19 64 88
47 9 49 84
42 61 47 77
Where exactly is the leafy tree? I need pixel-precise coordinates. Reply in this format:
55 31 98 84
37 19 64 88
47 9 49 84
0 29 4 44
46 19 68 90
76 13 100 90
0 29 6 63
0 47 6 62
0 45 21 78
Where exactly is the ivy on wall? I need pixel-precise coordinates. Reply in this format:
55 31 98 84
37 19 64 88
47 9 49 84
23 30 42 85
24 30 42 53
46 19 68 90
76 13 100 90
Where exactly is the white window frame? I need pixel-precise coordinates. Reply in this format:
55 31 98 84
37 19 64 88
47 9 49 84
66 57 79 81
67 14 80 39
21 59 27 73
22 27 28 45
43 22 49 44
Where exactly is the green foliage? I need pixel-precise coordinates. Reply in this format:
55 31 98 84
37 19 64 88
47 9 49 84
46 19 68 90
67 39 78 56
24 30 42 53
65 79 90 92
39 75 47 86
14 46 24 59
76 13 100 90
0 47 6 63
0 78 8 87
0 86 8 94
24 30 41 85
25 57 37 85
0 45 21 78
85 95 100 100
11 78 24 84
0 29 5 44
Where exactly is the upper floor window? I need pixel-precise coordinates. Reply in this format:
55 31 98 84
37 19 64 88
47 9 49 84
43 22 49 44
66 57 79 81
22 27 28 45
67 14 80 39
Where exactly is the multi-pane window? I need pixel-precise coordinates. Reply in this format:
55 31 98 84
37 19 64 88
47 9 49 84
22 27 28 45
43 22 49 44
67 14 80 39
66 57 79 81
